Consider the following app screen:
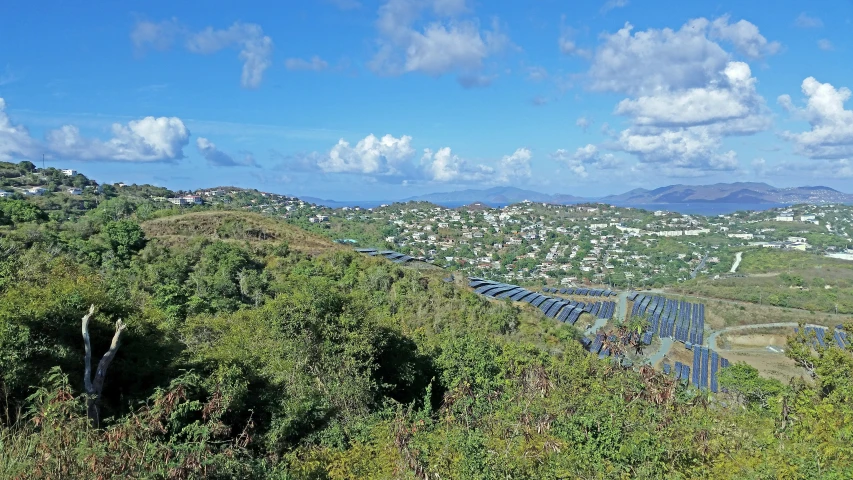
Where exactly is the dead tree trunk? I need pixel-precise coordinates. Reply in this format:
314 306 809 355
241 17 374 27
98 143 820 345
81 304 126 426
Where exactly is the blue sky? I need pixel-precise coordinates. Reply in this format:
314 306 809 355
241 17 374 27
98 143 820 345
1 0 852 200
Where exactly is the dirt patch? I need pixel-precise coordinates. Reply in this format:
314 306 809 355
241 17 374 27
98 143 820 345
720 351 805 383
660 343 695 370
721 332 790 348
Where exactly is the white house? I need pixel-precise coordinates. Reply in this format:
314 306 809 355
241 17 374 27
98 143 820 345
61 169 78 176
0 191 13 198
26 187 46 196
67 187 83 195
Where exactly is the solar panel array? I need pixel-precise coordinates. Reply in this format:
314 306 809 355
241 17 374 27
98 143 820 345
629 293 705 346
680 346 729 392
542 286 618 297
798 326 849 349
355 248 415 263
468 278 590 325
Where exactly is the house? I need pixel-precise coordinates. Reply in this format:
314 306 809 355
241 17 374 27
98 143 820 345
67 187 83 195
26 186 46 196
61 169 78 176
0 191 13 198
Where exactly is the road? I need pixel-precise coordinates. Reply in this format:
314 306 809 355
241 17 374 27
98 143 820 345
706 322 827 351
690 254 709 279
730 251 743 273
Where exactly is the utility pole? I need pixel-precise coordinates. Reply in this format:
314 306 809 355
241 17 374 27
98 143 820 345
42 153 45 169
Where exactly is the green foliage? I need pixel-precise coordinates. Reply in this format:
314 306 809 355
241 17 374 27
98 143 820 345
0 199 48 224
1 210 852 478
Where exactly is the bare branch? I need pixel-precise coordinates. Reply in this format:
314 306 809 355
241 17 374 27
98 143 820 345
81 304 96 394
91 319 126 397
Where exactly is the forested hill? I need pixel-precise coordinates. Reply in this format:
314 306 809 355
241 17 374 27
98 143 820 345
1 182 852 478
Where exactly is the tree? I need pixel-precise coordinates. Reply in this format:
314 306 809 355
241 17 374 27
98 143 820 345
718 362 783 409
81 305 126 426
0 199 48 224
18 160 36 172
101 220 146 262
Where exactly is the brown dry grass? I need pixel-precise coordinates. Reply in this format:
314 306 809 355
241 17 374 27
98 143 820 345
142 211 341 255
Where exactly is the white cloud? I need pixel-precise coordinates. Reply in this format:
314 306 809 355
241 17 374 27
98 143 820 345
131 18 183 52
497 147 532 183
46 116 190 162
709 15 781 60
576 116 591 132
0 98 39 161
319 133 416 174
795 13 823 28
285 56 329 71
818 39 833 51
779 77 853 160
751 157 767 176
589 17 777 96
558 26 591 58
196 137 256 167
614 62 768 130
587 18 775 174
132 19 273 88
369 0 511 86
601 0 629 13
421 146 493 182
550 144 621 178
186 22 273 89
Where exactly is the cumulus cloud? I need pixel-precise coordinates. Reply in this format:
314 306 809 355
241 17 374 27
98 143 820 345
817 39 833 51
196 137 257 167
551 144 621 178
318 134 416 175
576 116 592 132
0 98 40 161
302 133 528 184
708 15 781 60
589 17 777 96
132 19 273 88
284 56 329 71
586 17 775 174
778 77 853 160
496 147 532 183
46 116 190 162
794 13 823 28
369 0 512 87
421 146 493 182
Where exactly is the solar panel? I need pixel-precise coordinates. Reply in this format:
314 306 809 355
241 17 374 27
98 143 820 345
545 301 566 318
692 347 701 387
565 288 575 294
568 309 583 325
474 284 498 294
525 294 544 304
627 292 638 301
558 306 575 322
510 290 534 301
674 361 683 380
539 298 557 313
681 365 690 385
531 295 550 308
663 363 671 375
355 248 377 253
468 280 492 288
700 347 709 391
496 287 523 299
710 351 719 393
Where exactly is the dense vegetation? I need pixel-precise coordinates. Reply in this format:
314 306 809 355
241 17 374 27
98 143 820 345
1 184 852 478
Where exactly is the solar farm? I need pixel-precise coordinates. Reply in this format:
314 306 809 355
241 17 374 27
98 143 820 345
796 325 849 349
664 348 730 393
355 248 416 263
468 278 616 325
627 292 706 346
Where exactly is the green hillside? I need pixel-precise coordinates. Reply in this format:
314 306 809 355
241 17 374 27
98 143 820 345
0 191 851 479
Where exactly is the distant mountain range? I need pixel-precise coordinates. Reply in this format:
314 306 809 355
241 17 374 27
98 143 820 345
302 183 853 209
599 183 853 205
